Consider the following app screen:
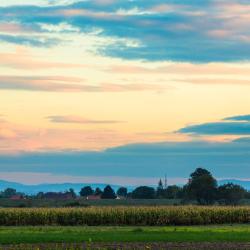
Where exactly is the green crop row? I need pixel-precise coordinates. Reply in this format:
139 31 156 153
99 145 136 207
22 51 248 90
0 206 249 226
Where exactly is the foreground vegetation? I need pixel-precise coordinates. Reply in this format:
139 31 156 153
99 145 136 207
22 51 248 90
0 206 250 226
1 225 250 245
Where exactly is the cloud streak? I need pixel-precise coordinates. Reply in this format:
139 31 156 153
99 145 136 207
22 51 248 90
179 114 250 135
0 50 84 70
224 114 250 121
179 122 250 135
48 115 124 124
0 75 164 92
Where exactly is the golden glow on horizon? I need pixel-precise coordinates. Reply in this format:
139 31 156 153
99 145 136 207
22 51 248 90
1 32 250 152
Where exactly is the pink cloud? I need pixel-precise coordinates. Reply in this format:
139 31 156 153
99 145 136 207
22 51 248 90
0 118 183 153
0 75 89 92
0 23 34 34
0 75 165 92
150 4 185 13
0 49 84 70
206 29 232 39
58 8 123 20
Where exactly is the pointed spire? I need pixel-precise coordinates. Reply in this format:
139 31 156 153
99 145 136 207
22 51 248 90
164 174 168 189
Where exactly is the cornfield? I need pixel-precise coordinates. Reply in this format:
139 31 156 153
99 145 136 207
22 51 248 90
0 206 249 226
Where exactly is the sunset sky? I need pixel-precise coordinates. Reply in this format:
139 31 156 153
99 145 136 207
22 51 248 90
1 0 250 185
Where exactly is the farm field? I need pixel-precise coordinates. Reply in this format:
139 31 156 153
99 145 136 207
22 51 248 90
0 207 250 249
0 206 250 226
1 225 250 244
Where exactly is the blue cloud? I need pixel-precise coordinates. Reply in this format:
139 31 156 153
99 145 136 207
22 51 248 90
0 139 250 179
1 0 250 62
179 122 250 135
224 115 250 122
179 114 250 135
0 34 60 47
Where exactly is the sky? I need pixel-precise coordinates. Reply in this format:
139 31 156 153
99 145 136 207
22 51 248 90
1 0 250 185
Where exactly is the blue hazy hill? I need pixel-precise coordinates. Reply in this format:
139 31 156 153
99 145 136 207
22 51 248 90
0 179 249 195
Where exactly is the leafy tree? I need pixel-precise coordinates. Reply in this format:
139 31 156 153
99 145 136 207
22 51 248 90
218 183 246 205
94 187 103 196
165 185 183 199
101 185 116 199
245 191 250 199
117 187 128 197
69 188 77 198
79 186 93 197
1 188 17 198
132 186 156 199
156 179 164 198
186 168 217 204
36 192 44 199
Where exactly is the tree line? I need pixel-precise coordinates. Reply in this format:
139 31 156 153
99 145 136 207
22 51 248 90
0 168 249 205
79 168 250 205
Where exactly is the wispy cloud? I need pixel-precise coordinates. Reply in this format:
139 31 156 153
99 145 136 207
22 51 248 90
0 75 164 92
179 122 250 135
0 50 84 70
181 78 250 85
0 75 87 92
48 115 124 124
224 114 250 121
0 0 82 7
0 34 60 47
179 114 250 135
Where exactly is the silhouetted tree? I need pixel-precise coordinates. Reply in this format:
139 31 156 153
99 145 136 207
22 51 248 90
36 192 44 199
245 191 250 199
117 187 128 197
94 187 103 196
132 186 156 199
1 188 17 198
69 188 77 198
186 168 217 204
101 185 116 199
165 185 183 199
79 186 93 197
218 183 246 205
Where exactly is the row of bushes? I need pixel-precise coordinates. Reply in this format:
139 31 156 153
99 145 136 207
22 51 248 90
0 206 249 226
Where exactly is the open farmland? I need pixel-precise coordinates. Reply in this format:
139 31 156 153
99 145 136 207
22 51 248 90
0 226 250 249
0 206 249 226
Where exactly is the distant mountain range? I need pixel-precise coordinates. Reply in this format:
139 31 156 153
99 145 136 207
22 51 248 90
0 179 249 195
0 180 127 195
